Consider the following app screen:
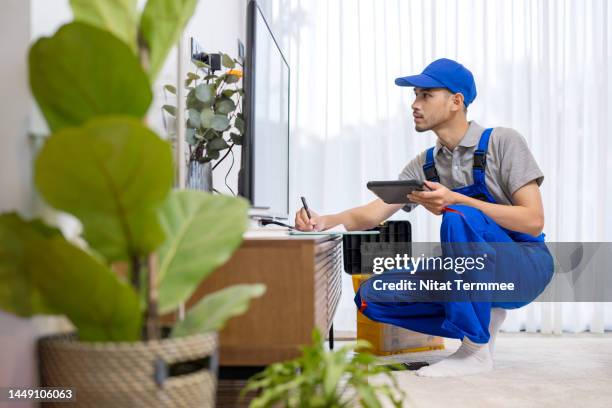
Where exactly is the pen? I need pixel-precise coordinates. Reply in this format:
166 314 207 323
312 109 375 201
300 196 312 220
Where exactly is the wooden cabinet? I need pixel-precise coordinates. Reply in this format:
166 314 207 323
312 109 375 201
186 234 343 366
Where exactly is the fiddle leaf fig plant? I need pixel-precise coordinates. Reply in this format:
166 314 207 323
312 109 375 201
0 0 265 343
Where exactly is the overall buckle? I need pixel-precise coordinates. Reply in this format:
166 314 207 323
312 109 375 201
423 164 439 181
473 150 486 170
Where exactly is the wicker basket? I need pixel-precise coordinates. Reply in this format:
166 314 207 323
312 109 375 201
38 332 218 407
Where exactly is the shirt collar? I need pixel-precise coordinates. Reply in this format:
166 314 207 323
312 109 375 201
434 121 485 155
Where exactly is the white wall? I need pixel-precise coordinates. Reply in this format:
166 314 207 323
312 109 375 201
0 0 34 216
0 0 38 398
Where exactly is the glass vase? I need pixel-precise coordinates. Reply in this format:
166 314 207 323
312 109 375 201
186 160 213 192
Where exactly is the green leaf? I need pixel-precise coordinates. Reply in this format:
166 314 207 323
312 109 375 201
171 284 265 337
185 72 201 87
204 149 219 161
34 117 173 261
162 104 176 116
187 108 201 127
36 238 141 341
186 88 205 110
195 83 214 104
0 213 141 341
193 60 210 69
199 128 217 141
323 357 346 399
211 114 230 131
200 110 229 131
69 0 138 52
31 235 141 341
222 89 237 98
225 74 240 84
157 190 249 312
200 109 215 128
221 53 236 69
185 128 198 146
215 97 236 115
0 214 59 317
207 137 229 151
356 384 383 408
29 23 152 132
139 0 200 80
164 84 177 94
229 132 242 145
235 116 245 133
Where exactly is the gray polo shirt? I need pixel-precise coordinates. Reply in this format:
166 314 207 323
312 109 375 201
398 121 544 212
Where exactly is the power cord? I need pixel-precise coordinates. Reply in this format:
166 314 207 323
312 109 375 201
259 219 296 230
224 148 236 196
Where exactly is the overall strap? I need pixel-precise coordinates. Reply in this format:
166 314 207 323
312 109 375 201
472 128 493 184
422 147 440 182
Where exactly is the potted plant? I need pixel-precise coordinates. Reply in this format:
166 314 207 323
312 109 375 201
162 55 245 192
242 330 406 407
0 1 264 406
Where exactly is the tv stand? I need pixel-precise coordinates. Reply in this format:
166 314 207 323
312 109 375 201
186 234 343 366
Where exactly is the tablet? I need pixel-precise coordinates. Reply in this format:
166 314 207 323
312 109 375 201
367 180 425 204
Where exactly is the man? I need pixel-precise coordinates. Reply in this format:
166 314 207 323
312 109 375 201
294 58 551 377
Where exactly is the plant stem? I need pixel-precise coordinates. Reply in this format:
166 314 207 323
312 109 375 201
146 253 160 340
131 255 141 290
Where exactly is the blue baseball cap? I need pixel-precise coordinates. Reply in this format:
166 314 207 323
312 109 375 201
395 58 477 107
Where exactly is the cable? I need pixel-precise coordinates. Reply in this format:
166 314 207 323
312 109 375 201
224 147 236 196
259 219 296 230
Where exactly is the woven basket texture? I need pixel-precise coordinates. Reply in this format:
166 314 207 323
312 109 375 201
39 332 218 408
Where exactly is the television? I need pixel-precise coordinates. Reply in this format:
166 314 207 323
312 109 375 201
238 0 290 219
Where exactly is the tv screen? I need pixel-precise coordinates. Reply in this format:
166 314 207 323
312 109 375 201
239 0 290 219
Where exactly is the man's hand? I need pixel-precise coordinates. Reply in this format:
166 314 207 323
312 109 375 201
294 208 327 231
408 180 459 215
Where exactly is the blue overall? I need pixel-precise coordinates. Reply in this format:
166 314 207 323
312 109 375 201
354 128 554 344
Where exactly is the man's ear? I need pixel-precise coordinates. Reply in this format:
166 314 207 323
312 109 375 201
451 93 465 112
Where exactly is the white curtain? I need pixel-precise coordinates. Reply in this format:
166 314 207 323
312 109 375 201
258 0 612 334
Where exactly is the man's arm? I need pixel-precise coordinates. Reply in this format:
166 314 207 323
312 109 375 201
294 199 403 231
409 180 545 236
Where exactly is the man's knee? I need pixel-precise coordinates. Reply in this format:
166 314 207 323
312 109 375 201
442 205 485 224
440 205 489 241
442 205 470 227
